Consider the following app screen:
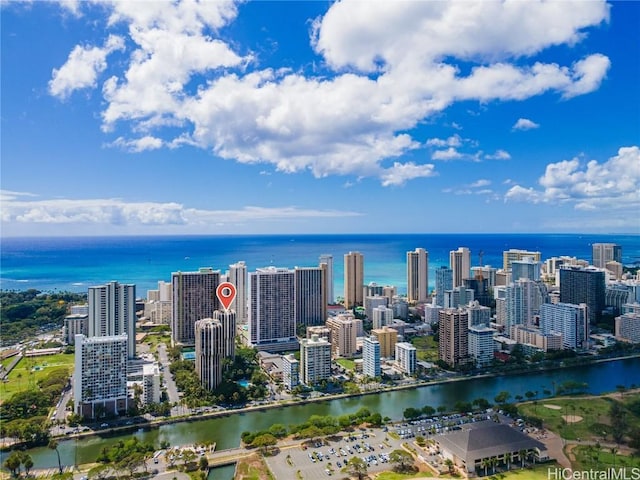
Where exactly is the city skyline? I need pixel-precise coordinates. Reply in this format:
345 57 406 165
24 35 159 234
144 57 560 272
1 1 639 237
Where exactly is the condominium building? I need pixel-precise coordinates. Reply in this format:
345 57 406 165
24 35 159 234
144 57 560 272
344 251 364 309
615 311 640 343
438 309 469 368
466 301 491 327
395 342 417 375
372 305 394 329
295 266 327 326
212 309 236 359
88 281 136 358
540 303 589 349
592 243 622 269
371 326 398 358
559 266 605 324
282 354 299 390
468 325 495 368
141 363 161 405
365 295 388 321
407 248 429 303
450 247 471 288
70 304 89 316
319 254 334 304
64 314 88 345
195 318 224 391
503 249 541 271
511 325 562 352
300 335 331 385
511 257 541 282
470 266 497 288
228 261 248 325
74 334 128 418
435 266 453 307
145 281 172 325
444 286 474 309
249 267 297 352
326 314 358 358
363 336 381 378
364 282 384 297
172 268 221 346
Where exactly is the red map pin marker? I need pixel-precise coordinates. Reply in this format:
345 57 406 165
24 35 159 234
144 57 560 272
216 282 237 311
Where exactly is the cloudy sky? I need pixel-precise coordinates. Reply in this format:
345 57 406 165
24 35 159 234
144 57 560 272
1 0 639 236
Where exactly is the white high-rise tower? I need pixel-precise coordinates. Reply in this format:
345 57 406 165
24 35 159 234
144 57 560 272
88 281 136 358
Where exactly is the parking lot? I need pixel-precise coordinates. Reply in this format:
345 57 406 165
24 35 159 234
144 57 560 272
265 427 410 480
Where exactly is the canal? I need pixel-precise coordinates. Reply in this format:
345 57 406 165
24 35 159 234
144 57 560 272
16 357 640 469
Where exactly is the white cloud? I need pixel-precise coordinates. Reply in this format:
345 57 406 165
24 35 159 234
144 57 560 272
380 162 436 187
485 149 511 160
426 134 463 148
48 1 611 184
431 147 464 161
512 118 540 131
0 193 361 227
110 136 164 152
49 34 125 99
470 179 491 188
505 146 640 210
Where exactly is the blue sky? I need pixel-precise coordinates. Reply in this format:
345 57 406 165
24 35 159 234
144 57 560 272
1 0 639 236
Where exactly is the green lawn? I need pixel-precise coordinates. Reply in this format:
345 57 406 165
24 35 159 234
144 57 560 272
336 358 356 371
411 336 439 362
0 353 74 400
483 464 563 480
518 394 640 442
144 332 172 353
571 445 640 470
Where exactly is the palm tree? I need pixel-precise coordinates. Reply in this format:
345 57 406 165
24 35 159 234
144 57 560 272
505 452 513 470
444 458 455 474
481 457 490 476
490 456 498 474
518 449 527 468
49 439 63 474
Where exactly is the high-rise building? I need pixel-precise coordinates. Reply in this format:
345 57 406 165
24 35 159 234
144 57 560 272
463 277 491 306
503 249 542 271
592 243 622 269
444 286 475 309
466 301 491 327
372 305 394 329
407 248 429 303
171 268 221 346
88 281 136 358
392 298 409 320
344 251 364 309
371 326 398 358
145 281 172 325
540 303 589 349
282 354 299 390
438 308 469 367
395 342 417 375
64 314 88 345
212 309 236 359
383 286 398 305
449 247 471 288
300 334 331 385
615 310 640 343
364 282 384 297
249 267 297 352
435 266 453 307
195 318 224 391
70 304 89 315
468 325 495 367
326 314 358 358
559 266 605 324
512 256 542 281
363 336 381 378
228 261 248 325
504 279 548 334
471 266 497 288
74 334 128 418
295 266 327 326
365 295 388 320
319 254 334 304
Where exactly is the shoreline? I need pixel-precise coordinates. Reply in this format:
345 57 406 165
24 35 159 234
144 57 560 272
32 352 640 446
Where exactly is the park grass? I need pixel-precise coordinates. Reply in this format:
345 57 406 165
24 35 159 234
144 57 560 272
411 336 439 362
144 332 172 353
484 464 563 480
518 393 640 442
571 445 640 471
337 358 356 371
0 353 74 400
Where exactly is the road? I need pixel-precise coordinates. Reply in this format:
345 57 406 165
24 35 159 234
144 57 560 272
157 343 185 415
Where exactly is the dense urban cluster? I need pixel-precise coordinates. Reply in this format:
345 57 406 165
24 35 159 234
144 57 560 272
2 242 639 433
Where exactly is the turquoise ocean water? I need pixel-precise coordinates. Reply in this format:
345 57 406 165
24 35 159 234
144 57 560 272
1 233 639 296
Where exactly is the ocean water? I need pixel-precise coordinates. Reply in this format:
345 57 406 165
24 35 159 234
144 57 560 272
1 234 639 296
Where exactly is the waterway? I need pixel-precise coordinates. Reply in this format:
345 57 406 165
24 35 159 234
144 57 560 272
15 357 640 469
